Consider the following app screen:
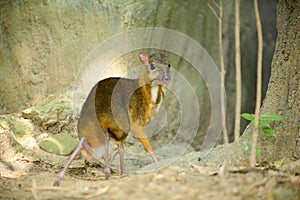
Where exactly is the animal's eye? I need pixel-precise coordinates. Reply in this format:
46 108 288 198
150 63 156 70
168 64 171 68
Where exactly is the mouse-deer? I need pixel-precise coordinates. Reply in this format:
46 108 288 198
54 52 171 186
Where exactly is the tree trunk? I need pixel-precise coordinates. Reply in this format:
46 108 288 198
245 0 299 162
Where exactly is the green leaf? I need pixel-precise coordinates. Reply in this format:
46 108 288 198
262 127 276 137
261 113 283 121
241 113 254 121
259 120 270 127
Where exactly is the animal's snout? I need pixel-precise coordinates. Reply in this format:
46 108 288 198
162 74 171 82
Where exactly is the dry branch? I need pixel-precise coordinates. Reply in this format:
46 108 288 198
208 0 229 174
234 0 242 164
250 0 263 167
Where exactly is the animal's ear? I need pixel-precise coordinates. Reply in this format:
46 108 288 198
139 52 150 65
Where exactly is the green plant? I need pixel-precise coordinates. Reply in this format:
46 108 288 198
241 113 283 158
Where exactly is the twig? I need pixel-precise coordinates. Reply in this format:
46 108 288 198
208 0 230 175
246 177 270 194
30 185 109 199
29 186 71 191
234 0 242 164
82 186 110 199
218 0 229 175
32 178 38 200
207 0 229 175
250 0 263 167
212 0 220 9
207 3 219 19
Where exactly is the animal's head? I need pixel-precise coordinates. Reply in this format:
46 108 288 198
139 52 171 85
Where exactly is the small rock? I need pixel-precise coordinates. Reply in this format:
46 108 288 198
21 102 74 134
2 115 38 149
269 188 295 200
281 159 300 174
39 133 78 156
231 187 240 195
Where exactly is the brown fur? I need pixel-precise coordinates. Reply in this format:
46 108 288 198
53 52 171 186
87 52 171 157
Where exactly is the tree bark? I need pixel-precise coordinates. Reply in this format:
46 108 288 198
245 0 300 162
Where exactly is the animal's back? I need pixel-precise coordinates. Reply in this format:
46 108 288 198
94 77 145 141
95 77 138 117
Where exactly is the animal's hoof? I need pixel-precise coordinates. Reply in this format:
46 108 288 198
104 166 111 180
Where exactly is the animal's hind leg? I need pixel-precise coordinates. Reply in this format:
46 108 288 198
118 142 125 175
53 137 86 186
104 129 111 179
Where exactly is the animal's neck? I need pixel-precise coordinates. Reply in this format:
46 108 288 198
138 69 150 86
150 85 164 105
138 71 164 106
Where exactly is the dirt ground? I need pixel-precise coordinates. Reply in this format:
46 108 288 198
0 146 299 200
0 95 299 200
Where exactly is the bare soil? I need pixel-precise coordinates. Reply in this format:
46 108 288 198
0 94 299 200
1 147 299 200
